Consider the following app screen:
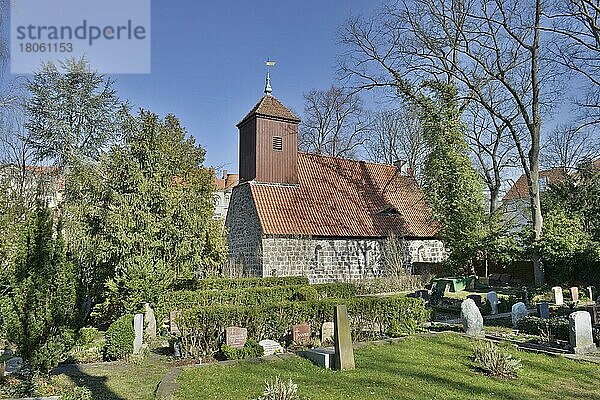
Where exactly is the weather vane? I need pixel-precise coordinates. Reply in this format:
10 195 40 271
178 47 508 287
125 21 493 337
264 59 276 95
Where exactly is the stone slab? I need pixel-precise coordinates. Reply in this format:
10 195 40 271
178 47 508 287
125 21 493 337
259 339 283 356
225 326 247 349
552 286 564 305
298 348 335 369
292 323 311 345
133 313 144 354
334 304 355 371
321 322 334 343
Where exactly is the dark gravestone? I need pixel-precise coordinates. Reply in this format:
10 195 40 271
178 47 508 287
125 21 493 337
537 302 550 319
225 326 247 349
292 323 311 345
586 304 598 325
416 290 430 302
466 294 482 308
333 304 355 371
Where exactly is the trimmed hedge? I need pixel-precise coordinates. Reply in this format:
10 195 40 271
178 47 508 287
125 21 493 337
176 276 310 291
104 314 134 360
156 283 359 322
176 295 429 358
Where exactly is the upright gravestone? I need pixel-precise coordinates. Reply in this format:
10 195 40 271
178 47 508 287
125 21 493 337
552 286 564 306
521 286 529 304
587 286 596 302
466 294 483 308
460 299 483 336
415 290 430 302
169 311 181 335
537 302 550 319
570 287 579 303
321 322 334 343
133 313 144 355
144 303 157 339
569 311 597 354
225 326 248 349
292 323 311 345
333 304 355 371
586 304 598 325
486 291 499 314
259 339 283 356
512 302 528 327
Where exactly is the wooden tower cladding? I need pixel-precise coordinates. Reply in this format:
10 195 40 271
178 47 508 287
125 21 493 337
237 95 300 185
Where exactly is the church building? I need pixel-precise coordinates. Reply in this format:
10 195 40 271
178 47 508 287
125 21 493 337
225 77 446 283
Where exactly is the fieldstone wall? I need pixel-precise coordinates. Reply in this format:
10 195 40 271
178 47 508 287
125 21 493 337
405 239 447 264
225 183 263 277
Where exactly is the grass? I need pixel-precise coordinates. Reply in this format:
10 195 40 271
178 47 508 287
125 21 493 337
48 358 168 400
174 334 600 400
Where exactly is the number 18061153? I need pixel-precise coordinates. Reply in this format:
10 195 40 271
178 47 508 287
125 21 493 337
19 42 73 53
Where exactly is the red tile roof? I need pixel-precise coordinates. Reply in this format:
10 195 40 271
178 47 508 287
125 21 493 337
215 173 239 190
237 95 300 127
503 168 567 201
249 153 440 238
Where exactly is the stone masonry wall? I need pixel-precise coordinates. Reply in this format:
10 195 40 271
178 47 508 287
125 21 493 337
224 183 263 277
261 236 446 283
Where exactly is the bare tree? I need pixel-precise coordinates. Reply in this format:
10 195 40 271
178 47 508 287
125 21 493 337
365 107 427 180
299 86 369 158
339 0 558 285
542 122 600 169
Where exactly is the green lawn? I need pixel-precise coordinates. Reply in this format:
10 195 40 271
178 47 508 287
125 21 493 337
174 334 600 400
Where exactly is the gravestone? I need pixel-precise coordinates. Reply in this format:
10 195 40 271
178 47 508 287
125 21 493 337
169 311 181 335
552 286 564 305
570 287 579 303
292 323 311 345
259 339 283 356
586 304 598 325
299 348 335 369
466 294 482 308
569 311 597 354
486 291 499 314
225 326 247 349
321 322 334 343
512 302 528 327
334 304 355 371
144 303 157 339
587 286 596 302
4 357 23 375
133 313 144 354
521 286 529 304
415 290 430 302
460 299 483 336
537 302 550 319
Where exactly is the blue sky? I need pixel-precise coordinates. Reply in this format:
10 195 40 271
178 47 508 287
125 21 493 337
104 0 378 173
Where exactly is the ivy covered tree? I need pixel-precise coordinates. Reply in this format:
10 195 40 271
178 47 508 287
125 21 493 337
66 110 227 323
0 207 77 373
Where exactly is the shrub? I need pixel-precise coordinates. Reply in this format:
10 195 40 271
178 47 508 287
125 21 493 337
256 376 300 400
356 275 434 295
313 283 358 299
516 316 569 341
293 286 319 301
177 296 429 358
77 327 102 346
104 314 134 360
221 339 265 360
472 341 522 379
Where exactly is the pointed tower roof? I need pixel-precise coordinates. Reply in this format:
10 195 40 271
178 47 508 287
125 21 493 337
237 95 300 127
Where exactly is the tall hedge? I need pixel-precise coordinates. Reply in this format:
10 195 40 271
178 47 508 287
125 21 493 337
176 296 429 358
175 276 310 291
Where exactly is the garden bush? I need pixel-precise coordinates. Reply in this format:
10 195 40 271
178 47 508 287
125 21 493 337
221 339 265 360
471 341 522 379
104 314 134 360
177 295 429 358
516 316 569 341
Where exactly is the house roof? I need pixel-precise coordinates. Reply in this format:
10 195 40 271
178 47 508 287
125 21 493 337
249 152 440 238
215 173 239 190
503 168 567 201
237 95 300 127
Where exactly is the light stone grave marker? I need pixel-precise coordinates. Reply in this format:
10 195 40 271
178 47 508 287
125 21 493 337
587 286 596 302
225 326 247 349
292 323 311 345
486 291 499 314
569 311 597 354
259 339 283 356
512 302 528 327
460 299 483 336
570 287 579 303
537 302 550 319
334 304 355 371
144 303 157 339
133 313 144 354
552 286 563 305
321 322 334 343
